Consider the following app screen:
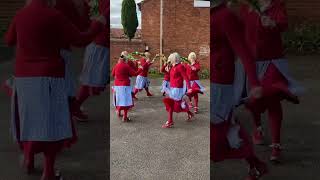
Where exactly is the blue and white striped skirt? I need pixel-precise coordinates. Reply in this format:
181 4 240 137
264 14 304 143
160 80 170 93
233 58 305 105
211 83 243 149
190 80 205 92
211 83 235 125
129 77 135 92
135 75 150 90
11 77 72 141
256 59 305 95
80 43 110 87
166 87 186 101
60 49 76 97
112 86 133 107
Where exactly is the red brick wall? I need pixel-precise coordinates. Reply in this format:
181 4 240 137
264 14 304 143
286 0 320 23
110 39 145 68
140 0 161 68
0 0 24 30
140 0 210 70
0 0 24 44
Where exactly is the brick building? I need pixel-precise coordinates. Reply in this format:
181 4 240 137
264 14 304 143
0 0 24 61
2 0 320 63
137 0 210 69
286 0 320 22
110 29 144 67
0 0 24 33
0 0 24 47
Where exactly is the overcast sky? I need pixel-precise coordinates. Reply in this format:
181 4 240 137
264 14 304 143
110 0 142 29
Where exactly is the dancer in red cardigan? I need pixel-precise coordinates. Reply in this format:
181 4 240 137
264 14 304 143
74 0 110 121
239 0 304 163
185 52 205 114
112 51 139 122
160 57 171 97
128 59 139 72
162 53 194 128
1 0 91 99
211 1 267 179
55 0 93 123
132 52 155 99
5 0 105 179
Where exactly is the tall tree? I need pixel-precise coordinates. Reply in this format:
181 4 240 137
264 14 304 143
121 0 139 41
89 0 100 16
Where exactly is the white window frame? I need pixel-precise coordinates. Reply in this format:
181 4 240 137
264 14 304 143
194 0 210 8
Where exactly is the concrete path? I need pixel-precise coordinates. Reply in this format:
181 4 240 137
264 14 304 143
110 79 210 180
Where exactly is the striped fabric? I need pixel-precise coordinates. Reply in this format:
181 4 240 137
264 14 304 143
233 59 248 106
166 87 186 101
256 59 305 95
112 86 133 107
233 58 305 105
80 43 110 87
11 77 73 141
211 82 242 149
60 49 76 97
160 80 170 93
135 75 150 90
129 77 135 92
211 83 234 124
190 80 205 92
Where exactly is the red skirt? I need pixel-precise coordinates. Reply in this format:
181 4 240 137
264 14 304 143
246 63 299 113
1 80 13 97
187 82 204 97
18 123 77 155
210 121 254 162
80 85 106 96
116 105 134 111
163 97 190 113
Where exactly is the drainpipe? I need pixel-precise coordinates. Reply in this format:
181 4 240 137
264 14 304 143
159 0 163 72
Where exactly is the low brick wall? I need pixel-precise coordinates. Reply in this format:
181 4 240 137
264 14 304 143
110 39 145 68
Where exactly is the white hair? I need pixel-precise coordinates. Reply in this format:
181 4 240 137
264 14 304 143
144 52 151 57
188 52 197 61
121 51 128 57
120 51 128 61
168 52 181 64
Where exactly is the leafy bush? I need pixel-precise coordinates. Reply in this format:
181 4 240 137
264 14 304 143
0 25 6 39
89 0 99 17
149 68 163 78
148 67 210 79
199 68 210 79
283 23 320 55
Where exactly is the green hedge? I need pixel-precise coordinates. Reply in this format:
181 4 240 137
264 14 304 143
0 25 15 62
148 68 210 79
89 0 99 16
283 23 320 55
199 68 210 79
0 25 6 40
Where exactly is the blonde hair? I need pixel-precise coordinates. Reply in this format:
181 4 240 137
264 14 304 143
121 51 128 57
188 52 197 61
168 52 181 64
144 52 151 58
